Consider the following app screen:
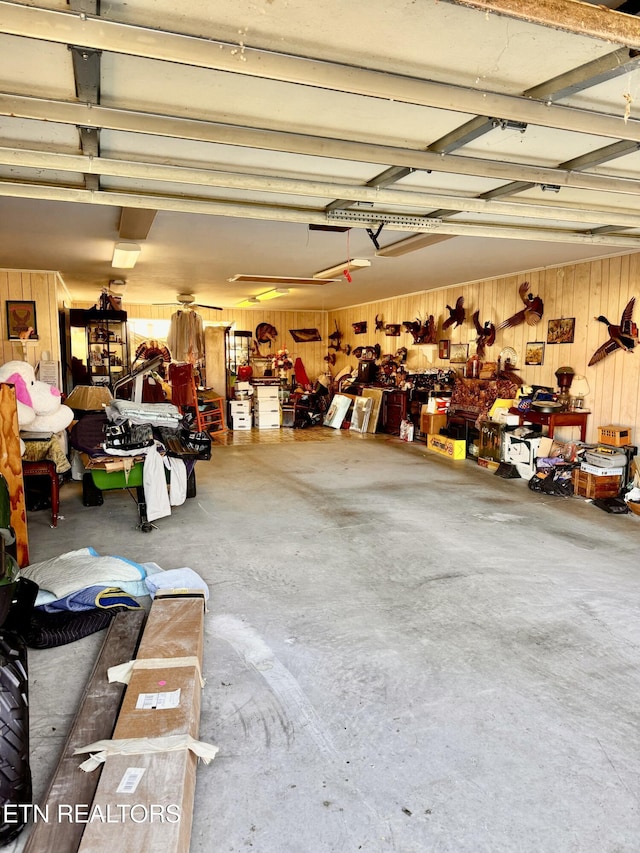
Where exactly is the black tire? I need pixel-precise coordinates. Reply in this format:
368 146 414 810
0 631 31 845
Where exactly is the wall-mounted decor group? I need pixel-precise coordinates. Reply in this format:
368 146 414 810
6 300 38 339
547 318 575 344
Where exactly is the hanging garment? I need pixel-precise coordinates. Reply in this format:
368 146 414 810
167 310 205 363
166 456 187 507
143 443 171 522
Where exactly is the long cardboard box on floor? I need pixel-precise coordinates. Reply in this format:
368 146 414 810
78 590 207 853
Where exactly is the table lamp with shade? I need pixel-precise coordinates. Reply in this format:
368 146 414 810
570 375 590 410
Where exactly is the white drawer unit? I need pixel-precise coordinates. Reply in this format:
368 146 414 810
232 415 252 431
254 413 280 429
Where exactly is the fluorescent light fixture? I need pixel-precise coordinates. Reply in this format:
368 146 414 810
237 297 259 308
112 242 141 269
255 288 289 301
376 234 456 258
228 274 339 285
313 258 371 279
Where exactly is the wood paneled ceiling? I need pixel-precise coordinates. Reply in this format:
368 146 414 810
2 0 640 310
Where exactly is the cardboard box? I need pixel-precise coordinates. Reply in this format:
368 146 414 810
477 457 500 472
232 415 252 431
229 400 251 415
426 434 466 460
572 469 621 499
420 410 447 438
580 462 625 477
254 386 279 400
254 414 280 429
78 591 206 853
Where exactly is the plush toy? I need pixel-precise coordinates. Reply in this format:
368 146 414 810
0 360 73 433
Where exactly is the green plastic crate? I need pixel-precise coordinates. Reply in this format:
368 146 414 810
90 463 144 490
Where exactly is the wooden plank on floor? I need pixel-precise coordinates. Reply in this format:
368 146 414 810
23 609 146 853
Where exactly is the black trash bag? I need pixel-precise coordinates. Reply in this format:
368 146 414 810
528 468 574 497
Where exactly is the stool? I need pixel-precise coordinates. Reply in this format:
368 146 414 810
22 460 59 528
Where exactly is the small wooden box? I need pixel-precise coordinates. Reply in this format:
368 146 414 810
597 425 632 447
572 469 621 498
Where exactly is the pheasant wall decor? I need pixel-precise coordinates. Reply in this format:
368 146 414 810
472 311 496 359
442 296 465 330
498 282 543 330
588 297 637 366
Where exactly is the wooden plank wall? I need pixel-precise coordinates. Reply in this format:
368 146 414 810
5 255 640 446
328 253 640 444
0 270 61 371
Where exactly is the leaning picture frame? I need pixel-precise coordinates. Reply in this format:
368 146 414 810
525 341 545 366
438 339 450 359
6 300 38 340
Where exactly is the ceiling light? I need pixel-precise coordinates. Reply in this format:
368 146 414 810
237 297 260 308
376 234 456 257
112 242 141 269
255 288 289 301
228 274 339 286
313 259 371 279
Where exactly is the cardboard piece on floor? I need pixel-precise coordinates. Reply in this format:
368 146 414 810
77 590 206 853
24 610 146 853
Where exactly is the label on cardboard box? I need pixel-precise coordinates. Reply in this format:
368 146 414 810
136 688 181 710
117 767 146 794
426 434 466 460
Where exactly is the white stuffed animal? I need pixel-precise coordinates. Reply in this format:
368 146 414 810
0 360 74 433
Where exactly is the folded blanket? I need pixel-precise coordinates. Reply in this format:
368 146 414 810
21 547 147 601
145 567 209 600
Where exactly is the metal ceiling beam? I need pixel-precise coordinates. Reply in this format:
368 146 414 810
525 47 640 101
5 93 640 199
1 180 639 247
3 146 640 227
325 46 640 212
2 2 640 140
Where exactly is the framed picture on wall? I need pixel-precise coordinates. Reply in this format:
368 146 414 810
525 341 545 366
449 343 469 364
547 317 575 344
438 339 450 359
6 300 38 340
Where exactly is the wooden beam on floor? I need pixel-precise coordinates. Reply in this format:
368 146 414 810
23 610 146 853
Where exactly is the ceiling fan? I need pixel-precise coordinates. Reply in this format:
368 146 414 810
154 292 223 311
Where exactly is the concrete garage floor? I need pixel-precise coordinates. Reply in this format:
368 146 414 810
9 428 640 852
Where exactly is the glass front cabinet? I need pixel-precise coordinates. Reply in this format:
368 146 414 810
70 308 130 389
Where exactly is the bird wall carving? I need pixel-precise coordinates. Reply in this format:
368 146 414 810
442 296 465 330
498 282 543 330
588 297 637 366
472 311 496 360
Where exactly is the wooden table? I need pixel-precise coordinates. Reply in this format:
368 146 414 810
508 408 589 441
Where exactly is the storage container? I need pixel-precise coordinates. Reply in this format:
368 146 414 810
572 469 621 499
597 425 632 447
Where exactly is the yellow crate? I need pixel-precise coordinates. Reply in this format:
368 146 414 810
597 425 632 447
